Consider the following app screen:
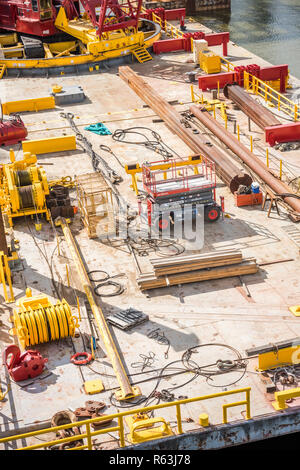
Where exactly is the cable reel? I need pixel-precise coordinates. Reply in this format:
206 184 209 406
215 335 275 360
1 152 50 225
11 288 80 349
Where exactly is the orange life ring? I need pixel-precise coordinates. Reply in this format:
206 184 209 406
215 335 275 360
70 352 92 365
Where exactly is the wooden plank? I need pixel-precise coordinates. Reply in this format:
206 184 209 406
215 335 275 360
137 259 258 290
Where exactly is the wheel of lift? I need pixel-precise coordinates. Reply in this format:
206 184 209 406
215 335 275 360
204 205 221 222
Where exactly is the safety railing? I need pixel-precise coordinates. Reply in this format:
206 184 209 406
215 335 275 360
153 12 185 38
190 85 299 188
220 57 235 72
141 7 185 38
0 387 251 450
191 85 228 126
244 71 300 121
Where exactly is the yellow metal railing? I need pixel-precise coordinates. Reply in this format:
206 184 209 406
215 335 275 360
244 71 300 121
272 387 300 410
141 7 184 38
191 85 228 127
221 57 235 72
0 387 251 450
152 12 185 38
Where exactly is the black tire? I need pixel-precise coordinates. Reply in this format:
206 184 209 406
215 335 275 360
204 205 221 223
157 214 171 232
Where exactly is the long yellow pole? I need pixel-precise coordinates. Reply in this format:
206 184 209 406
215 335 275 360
57 217 136 400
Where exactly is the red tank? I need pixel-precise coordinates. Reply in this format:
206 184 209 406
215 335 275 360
0 116 28 146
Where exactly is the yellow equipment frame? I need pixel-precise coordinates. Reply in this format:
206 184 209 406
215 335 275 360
0 250 14 302
22 135 76 155
125 155 203 195
0 151 51 227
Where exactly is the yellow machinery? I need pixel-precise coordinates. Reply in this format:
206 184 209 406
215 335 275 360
56 216 141 401
11 288 79 350
125 413 174 444
0 250 14 302
54 7 151 62
0 150 50 227
199 50 221 74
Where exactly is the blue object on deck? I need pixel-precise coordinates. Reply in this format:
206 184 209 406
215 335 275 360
84 123 111 135
251 182 260 193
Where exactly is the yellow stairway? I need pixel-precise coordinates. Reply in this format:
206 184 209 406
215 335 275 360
132 46 152 63
0 64 6 79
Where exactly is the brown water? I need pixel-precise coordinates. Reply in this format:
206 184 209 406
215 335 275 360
194 0 300 78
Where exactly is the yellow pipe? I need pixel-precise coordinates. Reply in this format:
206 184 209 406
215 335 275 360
56 217 137 400
266 148 269 167
280 160 282 180
66 264 70 287
190 84 195 103
76 296 81 321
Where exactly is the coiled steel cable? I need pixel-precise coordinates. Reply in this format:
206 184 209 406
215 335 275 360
112 127 180 161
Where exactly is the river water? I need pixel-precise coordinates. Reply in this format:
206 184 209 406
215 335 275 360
194 0 300 78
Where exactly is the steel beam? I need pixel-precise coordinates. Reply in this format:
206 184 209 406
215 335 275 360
119 66 251 191
56 217 139 401
190 105 300 214
224 83 281 129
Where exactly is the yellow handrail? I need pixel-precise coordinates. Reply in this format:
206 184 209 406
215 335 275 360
244 71 300 121
220 57 235 72
141 7 184 38
0 387 251 450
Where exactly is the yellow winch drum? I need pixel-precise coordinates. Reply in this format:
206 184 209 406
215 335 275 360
13 291 78 349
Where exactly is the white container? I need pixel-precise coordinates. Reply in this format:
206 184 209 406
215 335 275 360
193 39 208 64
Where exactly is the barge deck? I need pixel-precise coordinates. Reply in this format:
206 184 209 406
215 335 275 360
1 15 300 451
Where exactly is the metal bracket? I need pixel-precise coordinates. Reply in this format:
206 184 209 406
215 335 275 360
114 386 141 401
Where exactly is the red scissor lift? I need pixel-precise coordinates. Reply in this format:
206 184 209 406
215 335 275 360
142 156 221 232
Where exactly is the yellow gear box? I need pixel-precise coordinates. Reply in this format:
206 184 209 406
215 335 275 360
199 50 221 74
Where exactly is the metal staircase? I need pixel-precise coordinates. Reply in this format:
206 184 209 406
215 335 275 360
0 64 6 79
132 46 152 63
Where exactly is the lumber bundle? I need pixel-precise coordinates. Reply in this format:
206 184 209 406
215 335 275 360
137 250 258 290
151 250 243 276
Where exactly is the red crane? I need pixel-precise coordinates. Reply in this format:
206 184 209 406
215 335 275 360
0 0 143 38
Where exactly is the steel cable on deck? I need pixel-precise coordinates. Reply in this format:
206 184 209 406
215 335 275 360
101 343 251 408
112 126 180 161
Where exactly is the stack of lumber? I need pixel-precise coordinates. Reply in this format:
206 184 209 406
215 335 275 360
136 250 258 290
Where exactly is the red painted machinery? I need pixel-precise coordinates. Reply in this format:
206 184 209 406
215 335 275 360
3 345 48 382
0 115 28 146
0 0 143 39
0 0 61 37
78 0 143 38
265 122 300 147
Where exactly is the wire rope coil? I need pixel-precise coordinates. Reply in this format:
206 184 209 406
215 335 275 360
13 299 79 348
88 270 125 297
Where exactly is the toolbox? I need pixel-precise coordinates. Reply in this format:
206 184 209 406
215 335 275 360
234 191 263 207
